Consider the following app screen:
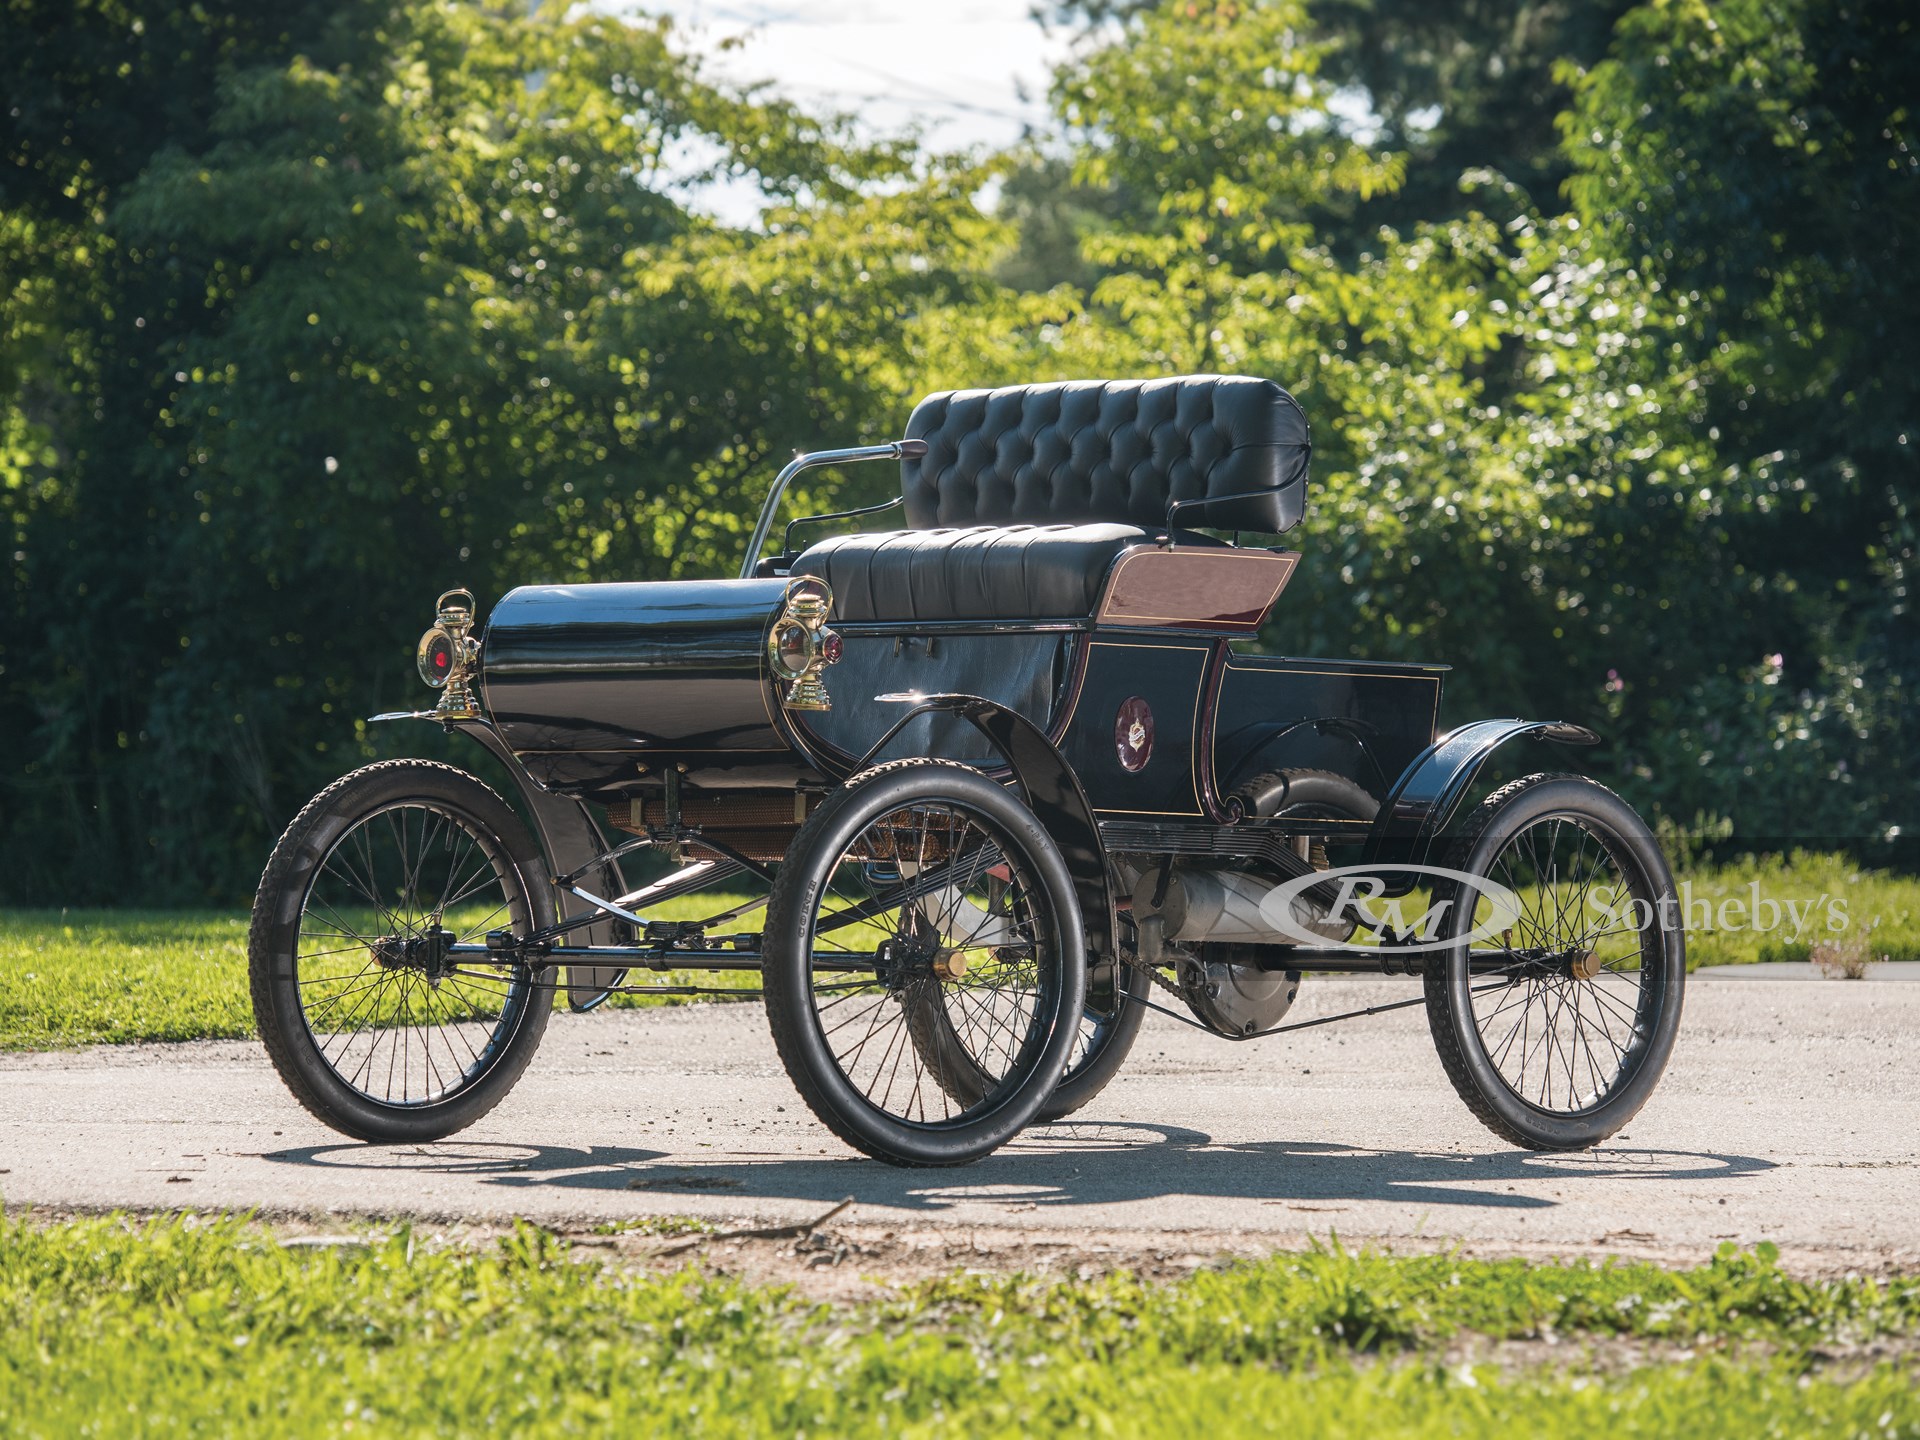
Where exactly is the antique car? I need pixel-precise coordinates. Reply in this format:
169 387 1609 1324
249 375 1686 1167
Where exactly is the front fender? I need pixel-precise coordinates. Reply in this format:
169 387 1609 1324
1363 718 1601 879
370 711 631 1010
859 693 1119 1020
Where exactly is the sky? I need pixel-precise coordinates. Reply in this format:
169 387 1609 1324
602 1 1076 221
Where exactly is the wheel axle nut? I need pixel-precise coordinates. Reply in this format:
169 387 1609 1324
932 951 968 981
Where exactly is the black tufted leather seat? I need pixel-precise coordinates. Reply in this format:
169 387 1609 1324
792 375 1307 623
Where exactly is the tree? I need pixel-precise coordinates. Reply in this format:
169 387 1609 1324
958 0 1888 845
1564 0 1916 850
0 1 1002 901
1036 0 1639 231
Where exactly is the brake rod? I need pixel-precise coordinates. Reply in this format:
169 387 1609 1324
1126 976 1520 1043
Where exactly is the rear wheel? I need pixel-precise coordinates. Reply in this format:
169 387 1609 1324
249 760 554 1143
762 761 1086 1167
1424 773 1685 1151
1032 956 1150 1121
913 932 1150 1124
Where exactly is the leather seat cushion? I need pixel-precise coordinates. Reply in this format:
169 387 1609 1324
903 374 1309 534
793 523 1155 622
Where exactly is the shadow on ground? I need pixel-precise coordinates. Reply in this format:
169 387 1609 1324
260 1122 1777 1215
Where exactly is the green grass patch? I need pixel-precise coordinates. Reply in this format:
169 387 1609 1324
3 1214 1917 1437
1674 851 1920 967
4 853 1916 1050
0 895 763 1051
0 910 255 1049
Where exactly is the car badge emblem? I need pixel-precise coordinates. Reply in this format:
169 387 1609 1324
1115 696 1154 772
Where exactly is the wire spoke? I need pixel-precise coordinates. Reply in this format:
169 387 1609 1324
799 795 1057 1131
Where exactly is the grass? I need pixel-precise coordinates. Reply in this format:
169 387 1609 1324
0 895 763 1052
2 1213 1917 1437
4 853 1916 1050
1675 851 1919 968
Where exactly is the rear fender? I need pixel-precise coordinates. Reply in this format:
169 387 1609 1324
859 694 1119 1019
1362 718 1601 888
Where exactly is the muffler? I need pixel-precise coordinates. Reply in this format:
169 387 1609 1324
1131 865 1354 954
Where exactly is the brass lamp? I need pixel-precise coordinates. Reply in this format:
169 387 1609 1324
768 579 841 712
416 588 482 720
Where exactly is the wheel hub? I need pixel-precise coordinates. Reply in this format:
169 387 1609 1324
931 950 968 981
1498 946 1603 982
370 926 455 980
873 935 938 990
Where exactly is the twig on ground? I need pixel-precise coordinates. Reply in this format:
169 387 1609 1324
647 1197 856 1257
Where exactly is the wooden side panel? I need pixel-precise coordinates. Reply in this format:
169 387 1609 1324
1096 547 1298 632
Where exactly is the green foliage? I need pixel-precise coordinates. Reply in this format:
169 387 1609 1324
5 1214 1920 1436
2 0 1912 902
1561 0 1918 848
0 0 998 902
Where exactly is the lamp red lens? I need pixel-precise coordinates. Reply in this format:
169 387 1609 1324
417 630 456 688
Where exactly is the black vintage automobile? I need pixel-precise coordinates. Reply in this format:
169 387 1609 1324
250 375 1685 1167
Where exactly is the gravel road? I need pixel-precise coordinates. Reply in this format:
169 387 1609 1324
5 976 1917 1270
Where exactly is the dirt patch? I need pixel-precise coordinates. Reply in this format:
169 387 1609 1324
14 1201 1920 1301
571 1218 1920 1304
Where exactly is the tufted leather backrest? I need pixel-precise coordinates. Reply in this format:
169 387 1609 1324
901 374 1309 533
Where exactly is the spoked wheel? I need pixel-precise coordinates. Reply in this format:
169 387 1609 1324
913 934 1150 1125
762 760 1087 1166
1032 957 1150 1122
1425 773 1685 1151
249 760 554 1143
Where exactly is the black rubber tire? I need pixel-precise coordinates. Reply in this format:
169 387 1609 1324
762 760 1087 1167
1033 956 1150 1122
1423 773 1685 1151
913 938 1150 1124
1231 768 1379 826
249 760 555 1143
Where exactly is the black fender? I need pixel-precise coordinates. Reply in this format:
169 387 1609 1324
857 693 1119 1019
371 712 631 1010
1362 718 1601 884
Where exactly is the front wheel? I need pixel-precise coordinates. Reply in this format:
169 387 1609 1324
762 760 1087 1167
1424 773 1685 1151
249 760 555 1143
